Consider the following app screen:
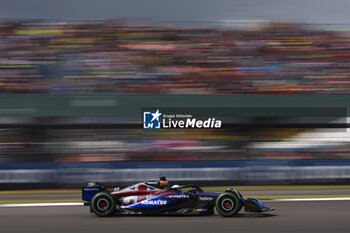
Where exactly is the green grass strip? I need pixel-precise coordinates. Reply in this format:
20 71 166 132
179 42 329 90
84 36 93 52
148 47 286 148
0 189 81 195
0 199 81 204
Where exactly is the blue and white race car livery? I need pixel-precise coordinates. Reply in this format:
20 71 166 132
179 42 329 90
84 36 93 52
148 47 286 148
82 179 274 217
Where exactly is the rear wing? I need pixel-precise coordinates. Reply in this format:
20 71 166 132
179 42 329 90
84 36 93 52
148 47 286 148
82 182 106 205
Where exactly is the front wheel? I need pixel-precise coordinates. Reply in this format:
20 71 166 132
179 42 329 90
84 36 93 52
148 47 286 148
91 192 116 217
215 193 242 217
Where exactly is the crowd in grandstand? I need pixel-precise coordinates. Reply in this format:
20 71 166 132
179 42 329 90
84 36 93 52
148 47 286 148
1 20 350 94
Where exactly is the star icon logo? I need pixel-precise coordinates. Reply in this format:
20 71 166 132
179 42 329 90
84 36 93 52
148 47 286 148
150 109 162 122
143 109 162 129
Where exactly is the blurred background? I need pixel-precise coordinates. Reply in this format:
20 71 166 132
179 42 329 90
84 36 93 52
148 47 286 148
1 0 350 188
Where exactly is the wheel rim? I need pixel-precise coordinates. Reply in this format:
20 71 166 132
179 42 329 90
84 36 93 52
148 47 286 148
96 198 109 211
221 198 234 211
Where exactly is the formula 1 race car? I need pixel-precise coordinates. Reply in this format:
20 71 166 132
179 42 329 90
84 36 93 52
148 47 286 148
82 180 274 217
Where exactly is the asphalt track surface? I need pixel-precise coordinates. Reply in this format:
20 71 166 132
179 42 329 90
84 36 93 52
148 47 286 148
1 187 350 233
0 200 349 233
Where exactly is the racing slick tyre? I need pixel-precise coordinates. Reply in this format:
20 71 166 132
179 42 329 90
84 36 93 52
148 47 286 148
215 192 242 217
91 192 116 217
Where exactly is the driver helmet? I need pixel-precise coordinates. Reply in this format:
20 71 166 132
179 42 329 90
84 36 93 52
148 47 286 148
159 176 169 187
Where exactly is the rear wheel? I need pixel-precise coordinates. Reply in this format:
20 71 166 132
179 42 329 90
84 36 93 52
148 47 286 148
215 193 242 217
91 192 116 217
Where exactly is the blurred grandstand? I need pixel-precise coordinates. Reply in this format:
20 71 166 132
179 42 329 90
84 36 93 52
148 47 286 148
1 20 350 163
1 20 350 94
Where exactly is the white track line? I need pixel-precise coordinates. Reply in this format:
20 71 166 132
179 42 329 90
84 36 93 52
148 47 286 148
0 202 83 207
1 198 350 208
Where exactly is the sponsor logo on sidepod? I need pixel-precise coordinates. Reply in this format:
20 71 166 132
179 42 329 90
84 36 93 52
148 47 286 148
141 200 167 205
166 195 190 199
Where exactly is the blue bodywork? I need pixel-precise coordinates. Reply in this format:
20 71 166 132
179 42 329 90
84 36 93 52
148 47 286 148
239 197 268 208
82 187 100 203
